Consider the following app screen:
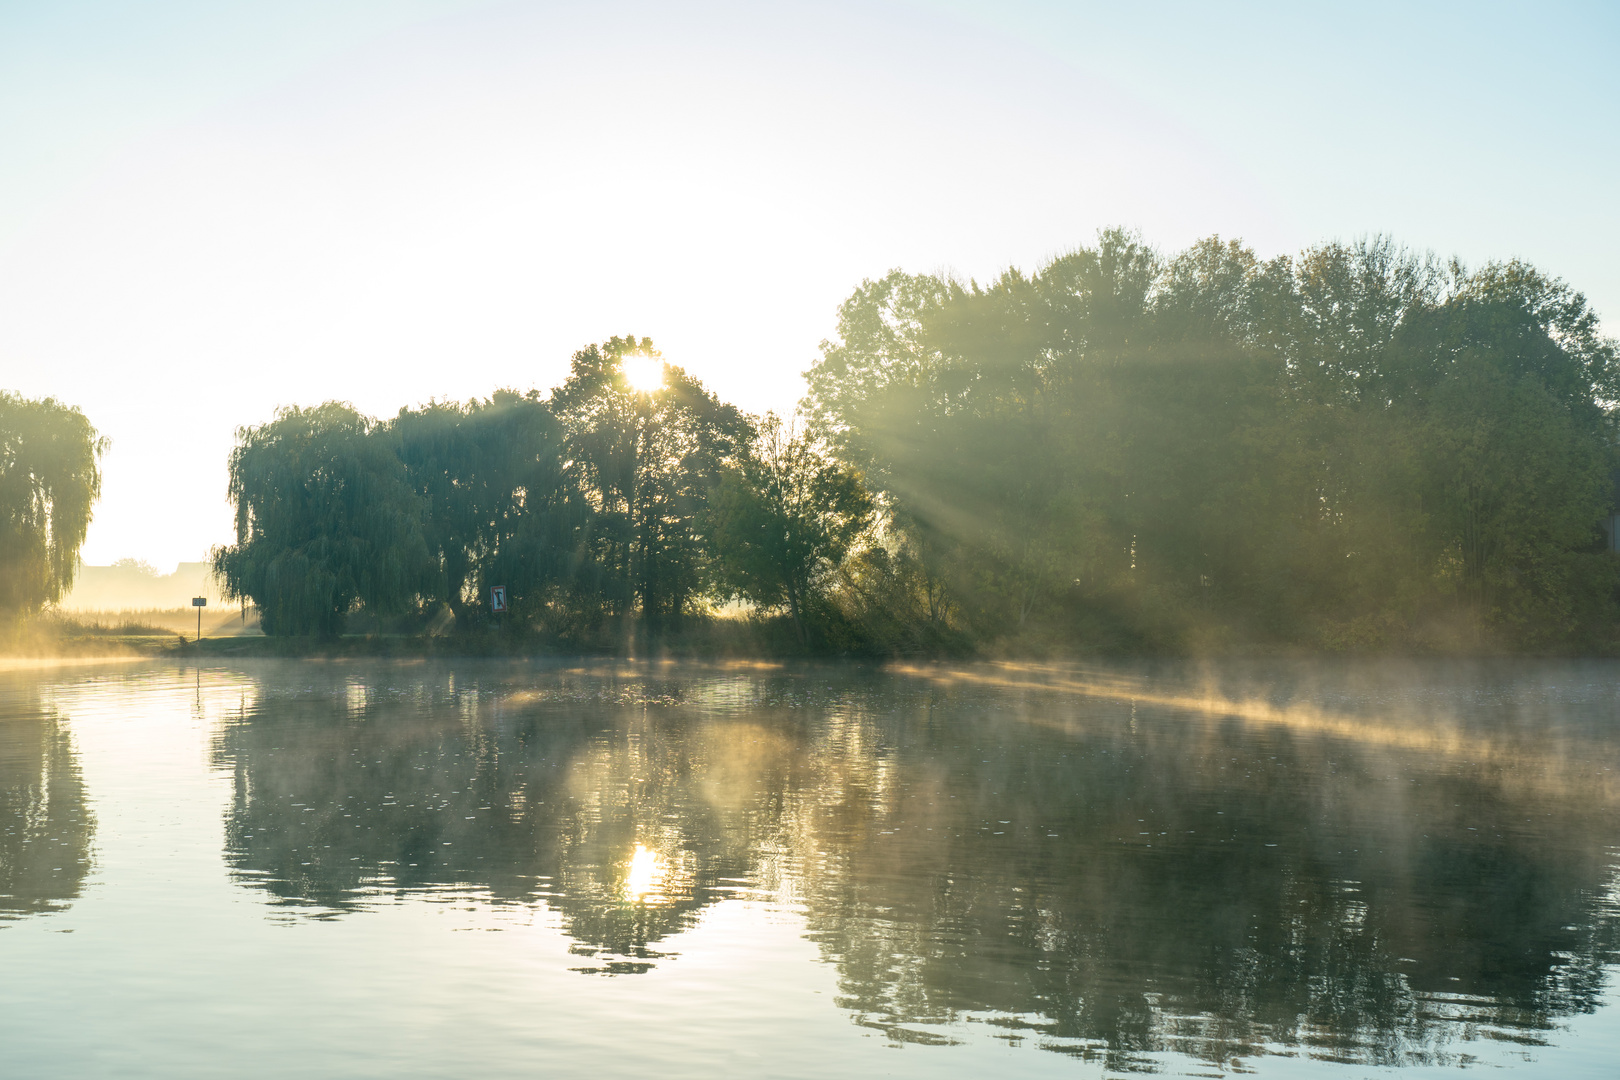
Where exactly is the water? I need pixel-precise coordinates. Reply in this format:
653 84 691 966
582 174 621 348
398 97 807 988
3 658 1619 1078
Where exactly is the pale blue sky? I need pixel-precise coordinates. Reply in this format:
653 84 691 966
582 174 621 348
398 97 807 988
1 0 1615 568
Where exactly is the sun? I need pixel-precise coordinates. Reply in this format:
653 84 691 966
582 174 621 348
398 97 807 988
622 354 665 394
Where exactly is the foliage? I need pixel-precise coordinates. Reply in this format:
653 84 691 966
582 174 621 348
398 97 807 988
213 403 429 637
211 235 1620 655
548 337 750 645
217 340 750 647
0 393 105 620
804 231 1620 653
393 391 582 626
708 414 872 641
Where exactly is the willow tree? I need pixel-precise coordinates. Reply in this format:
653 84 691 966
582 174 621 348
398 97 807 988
213 403 429 637
0 393 105 619
393 390 584 627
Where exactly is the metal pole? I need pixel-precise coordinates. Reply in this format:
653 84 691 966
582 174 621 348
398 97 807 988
197 606 201 643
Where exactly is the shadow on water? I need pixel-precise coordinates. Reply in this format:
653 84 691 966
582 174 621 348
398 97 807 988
211 659 1620 1068
0 687 94 922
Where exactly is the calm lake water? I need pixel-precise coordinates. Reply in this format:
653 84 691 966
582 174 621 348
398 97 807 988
3 659 1619 1078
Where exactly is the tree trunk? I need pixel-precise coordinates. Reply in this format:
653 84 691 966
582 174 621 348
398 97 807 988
788 587 806 645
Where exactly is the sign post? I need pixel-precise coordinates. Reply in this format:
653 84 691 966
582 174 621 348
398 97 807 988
192 597 207 642
490 586 507 613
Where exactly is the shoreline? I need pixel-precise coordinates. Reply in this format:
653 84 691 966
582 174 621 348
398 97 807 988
6 633 1618 663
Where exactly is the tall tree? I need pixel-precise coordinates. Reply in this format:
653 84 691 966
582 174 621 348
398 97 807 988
0 393 105 619
549 337 750 646
393 391 581 627
214 403 429 637
709 414 872 642
803 232 1620 652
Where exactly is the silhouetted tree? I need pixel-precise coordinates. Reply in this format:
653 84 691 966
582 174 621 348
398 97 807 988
393 391 583 628
213 403 430 637
0 393 104 622
549 337 750 647
207 233 1620 654
804 231 1620 652
709 414 872 642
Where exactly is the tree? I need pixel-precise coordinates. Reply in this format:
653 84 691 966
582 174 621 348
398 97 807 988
460 391 590 630
549 337 750 646
1394 279 1618 643
0 393 105 620
213 403 429 637
710 414 872 642
393 391 582 627
802 231 1620 652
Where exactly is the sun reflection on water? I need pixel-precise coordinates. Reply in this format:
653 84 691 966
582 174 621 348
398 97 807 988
623 843 665 904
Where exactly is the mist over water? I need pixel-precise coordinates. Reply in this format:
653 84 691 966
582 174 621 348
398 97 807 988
3 659 1619 1076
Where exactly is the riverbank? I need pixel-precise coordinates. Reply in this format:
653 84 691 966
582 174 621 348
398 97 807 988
9 609 1619 661
8 609 834 661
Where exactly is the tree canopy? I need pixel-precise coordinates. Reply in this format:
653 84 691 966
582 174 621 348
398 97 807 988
214 403 430 637
804 232 1620 652
392 389 580 626
214 340 753 647
0 393 105 620
213 235 1620 654
709 414 872 642
546 337 750 644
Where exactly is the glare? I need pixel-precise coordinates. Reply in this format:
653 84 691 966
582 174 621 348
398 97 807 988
623 843 665 903
622 355 665 394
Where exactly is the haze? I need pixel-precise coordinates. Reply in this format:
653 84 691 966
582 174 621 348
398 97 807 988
1 0 1615 571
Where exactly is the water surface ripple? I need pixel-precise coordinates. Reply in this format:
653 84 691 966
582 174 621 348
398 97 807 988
2 659 1618 1077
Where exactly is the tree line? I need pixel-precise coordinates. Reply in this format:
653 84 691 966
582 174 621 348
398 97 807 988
215 233 1617 652
5 230 1617 653
210 336 873 648
802 232 1620 653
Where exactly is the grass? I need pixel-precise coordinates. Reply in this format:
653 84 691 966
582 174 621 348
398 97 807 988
10 604 934 660
0 606 263 657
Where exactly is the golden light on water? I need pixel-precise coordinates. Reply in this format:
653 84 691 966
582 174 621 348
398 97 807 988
623 843 665 903
886 661 1620 805
622 355 665 394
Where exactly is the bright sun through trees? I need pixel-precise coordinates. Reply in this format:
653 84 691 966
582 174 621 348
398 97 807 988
6 235 1620 659
7 6 1620 1078
621 355 665 394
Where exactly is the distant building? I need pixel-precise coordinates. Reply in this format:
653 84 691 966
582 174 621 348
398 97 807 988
59 561 227 612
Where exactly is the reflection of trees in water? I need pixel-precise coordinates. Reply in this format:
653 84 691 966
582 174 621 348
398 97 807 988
0 702 93 920
214 672 780 967
786 682 1620 1068
215 666 1620 1065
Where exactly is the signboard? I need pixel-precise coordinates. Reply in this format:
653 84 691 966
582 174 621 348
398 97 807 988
192 597 208 607
490 586 507 613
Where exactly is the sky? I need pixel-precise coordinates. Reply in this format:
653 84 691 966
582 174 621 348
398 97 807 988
1 0 1616 570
